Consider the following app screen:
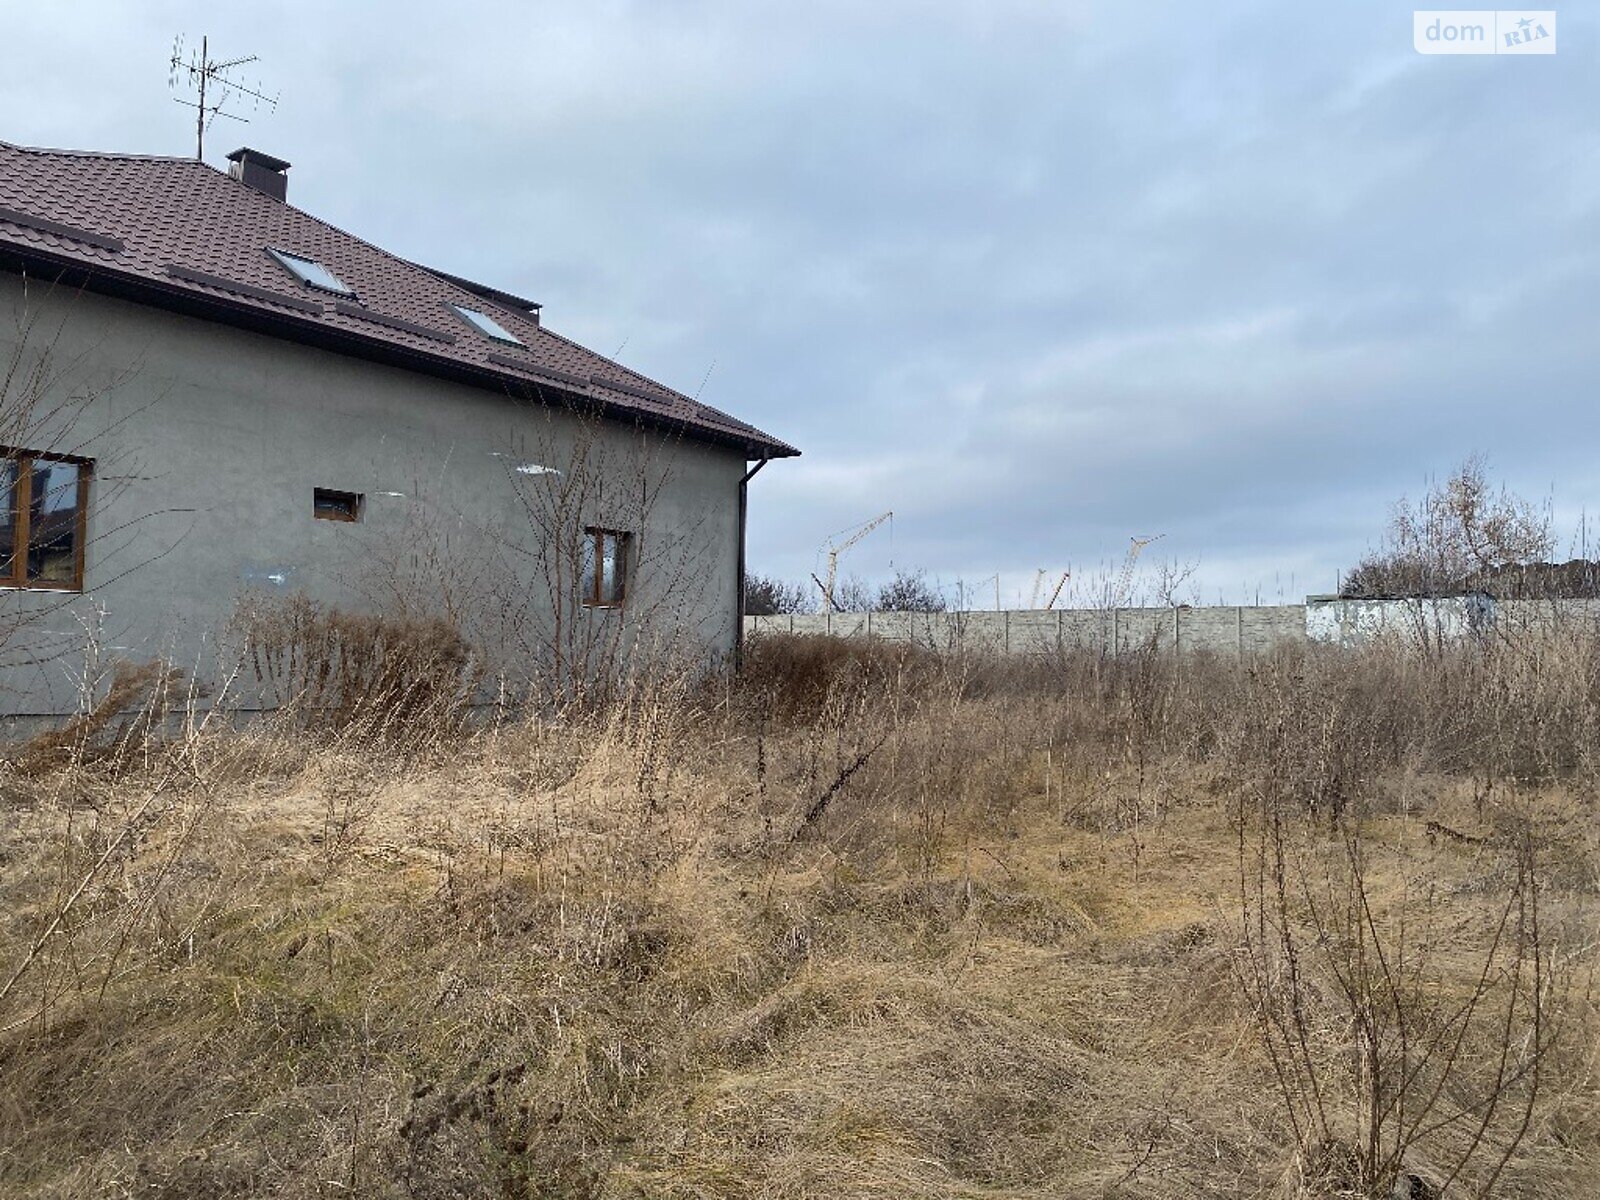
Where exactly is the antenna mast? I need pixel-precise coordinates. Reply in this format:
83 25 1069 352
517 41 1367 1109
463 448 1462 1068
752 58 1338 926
168 34 279 160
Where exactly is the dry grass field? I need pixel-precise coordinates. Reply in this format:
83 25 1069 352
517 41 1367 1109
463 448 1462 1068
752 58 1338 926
1 632 1597 1198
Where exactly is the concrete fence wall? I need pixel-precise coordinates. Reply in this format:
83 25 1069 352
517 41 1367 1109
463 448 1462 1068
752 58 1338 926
745 597 1600 656
745 605 1306 656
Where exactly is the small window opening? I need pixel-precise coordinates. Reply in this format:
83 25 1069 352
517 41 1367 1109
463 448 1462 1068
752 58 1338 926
580 527 629 607
1 447 91 592
313 488 363 522
450 303 524 345
268 247 353 295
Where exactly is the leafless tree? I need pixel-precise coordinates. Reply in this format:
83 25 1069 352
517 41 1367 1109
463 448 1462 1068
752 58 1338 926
874 568 947 612
1344 456 1552 599
1145 556 1200 608
498 412 728 701
827 574 875 614
345 399 730 708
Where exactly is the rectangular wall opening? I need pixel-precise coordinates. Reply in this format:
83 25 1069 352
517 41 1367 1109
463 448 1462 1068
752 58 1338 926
313 488 363 522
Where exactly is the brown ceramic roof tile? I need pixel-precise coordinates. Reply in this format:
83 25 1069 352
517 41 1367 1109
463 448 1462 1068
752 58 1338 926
0 139 796 458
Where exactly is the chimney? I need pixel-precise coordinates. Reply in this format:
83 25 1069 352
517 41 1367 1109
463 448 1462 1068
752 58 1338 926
226 147 291 202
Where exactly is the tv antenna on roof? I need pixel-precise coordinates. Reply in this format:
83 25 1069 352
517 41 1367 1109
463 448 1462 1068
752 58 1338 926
168 34 279 161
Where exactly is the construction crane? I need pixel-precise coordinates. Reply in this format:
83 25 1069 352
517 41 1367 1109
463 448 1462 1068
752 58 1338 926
1111 535 1162 608
1029 569 1071 610
815 511 892 612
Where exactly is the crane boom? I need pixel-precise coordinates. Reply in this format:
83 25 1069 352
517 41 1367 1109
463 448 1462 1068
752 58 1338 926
1112 535 1162 608
1044 570 1070 610
1028 568 1047 609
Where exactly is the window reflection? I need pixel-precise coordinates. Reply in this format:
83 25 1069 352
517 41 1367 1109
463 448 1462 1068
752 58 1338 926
28 459 80 584
581 528 629 608
599 534 623 604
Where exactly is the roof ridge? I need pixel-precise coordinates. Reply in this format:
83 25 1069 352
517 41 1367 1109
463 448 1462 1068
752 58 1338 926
0 142 488 312
0 138 209 165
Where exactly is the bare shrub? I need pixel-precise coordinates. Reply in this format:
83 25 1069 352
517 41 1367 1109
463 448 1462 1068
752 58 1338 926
744 572 812 616
7 658 184 776
738 631 941 725
234 592 482 737
1235 797 1555 1197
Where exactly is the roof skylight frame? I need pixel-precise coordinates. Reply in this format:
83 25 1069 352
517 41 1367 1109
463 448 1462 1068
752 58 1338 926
267 247 354 296
450 303 525 346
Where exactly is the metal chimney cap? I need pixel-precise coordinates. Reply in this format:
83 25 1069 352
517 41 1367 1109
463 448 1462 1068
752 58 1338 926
226 147 292 172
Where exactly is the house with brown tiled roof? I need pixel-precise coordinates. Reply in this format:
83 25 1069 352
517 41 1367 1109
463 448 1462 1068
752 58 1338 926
0 140 796 716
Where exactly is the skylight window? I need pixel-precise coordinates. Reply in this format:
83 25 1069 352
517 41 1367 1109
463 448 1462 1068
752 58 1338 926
450 303 524 346
268 248 353 295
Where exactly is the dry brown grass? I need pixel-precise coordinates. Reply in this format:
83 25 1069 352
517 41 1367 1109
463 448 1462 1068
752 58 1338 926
0 632 1596 1198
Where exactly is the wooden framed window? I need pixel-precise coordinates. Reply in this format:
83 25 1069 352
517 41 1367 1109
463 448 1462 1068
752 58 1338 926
1 447 91 592
580 527 630 608
313 488 363 522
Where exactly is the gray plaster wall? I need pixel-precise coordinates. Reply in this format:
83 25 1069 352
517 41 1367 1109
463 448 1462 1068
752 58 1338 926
0 275 747 715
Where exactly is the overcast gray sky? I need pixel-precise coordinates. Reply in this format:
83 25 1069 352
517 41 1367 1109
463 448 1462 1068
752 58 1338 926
5 2 1596 605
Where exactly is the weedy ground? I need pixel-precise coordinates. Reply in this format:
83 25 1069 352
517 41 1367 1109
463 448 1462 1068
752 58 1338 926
0 633 1596 1198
